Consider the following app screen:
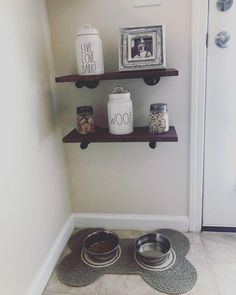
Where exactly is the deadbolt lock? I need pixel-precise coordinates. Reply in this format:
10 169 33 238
217 0 233 11
215 31 231 48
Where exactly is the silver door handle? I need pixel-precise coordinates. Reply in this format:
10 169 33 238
217 0 233 11
215 31 231 48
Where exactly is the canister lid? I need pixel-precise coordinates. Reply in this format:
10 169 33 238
150 103 168 112
77 24 99 36
77 106 93 114
109 86 130 99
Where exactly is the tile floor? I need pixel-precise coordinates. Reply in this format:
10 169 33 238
43 229 236 295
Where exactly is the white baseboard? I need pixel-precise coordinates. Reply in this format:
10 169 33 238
73 213 189 232
26 215 74 295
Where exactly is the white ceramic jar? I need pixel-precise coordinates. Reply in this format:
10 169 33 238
75 24 104 75
107 86 133 135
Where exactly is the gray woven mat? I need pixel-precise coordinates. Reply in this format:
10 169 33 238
57 228 197 294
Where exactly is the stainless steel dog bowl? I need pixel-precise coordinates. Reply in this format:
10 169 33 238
84 230 119 263
135 233 171 266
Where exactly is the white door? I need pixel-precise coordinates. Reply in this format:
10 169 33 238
203 0 236 227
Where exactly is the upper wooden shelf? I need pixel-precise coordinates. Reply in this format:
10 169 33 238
55 68 178 89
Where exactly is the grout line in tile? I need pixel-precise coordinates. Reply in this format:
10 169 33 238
95 277 103 295
198 232 209 261
43 291 71 295
44 288 70 294
199 233 209 259
200 233 221 295
205 261 222 295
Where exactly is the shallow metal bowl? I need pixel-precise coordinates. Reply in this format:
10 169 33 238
84 230 119 262
135 233 171 266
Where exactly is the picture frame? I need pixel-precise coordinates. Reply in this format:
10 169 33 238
119 25 166 71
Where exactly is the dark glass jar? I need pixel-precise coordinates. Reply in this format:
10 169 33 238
149 103 169 133
76 106 95 135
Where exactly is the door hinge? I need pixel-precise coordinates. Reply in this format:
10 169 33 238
206 33 209 48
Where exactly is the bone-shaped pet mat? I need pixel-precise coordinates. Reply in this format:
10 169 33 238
57 228 197 294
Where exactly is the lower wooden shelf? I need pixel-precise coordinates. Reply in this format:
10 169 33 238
63 126 178 150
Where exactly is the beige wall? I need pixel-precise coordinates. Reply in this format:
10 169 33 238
47 0 191 215
0 1 71 294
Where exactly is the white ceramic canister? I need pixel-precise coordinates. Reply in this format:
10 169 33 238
75 24 104 75
107 86 133 135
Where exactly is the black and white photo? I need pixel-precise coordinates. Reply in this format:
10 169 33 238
130 36 154 60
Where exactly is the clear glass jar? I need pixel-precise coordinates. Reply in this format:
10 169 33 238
76 106 95 135
149 103 169 134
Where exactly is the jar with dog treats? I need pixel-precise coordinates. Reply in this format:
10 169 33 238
76 106 95 134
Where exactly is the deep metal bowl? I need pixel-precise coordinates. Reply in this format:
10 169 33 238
135 233 171 266
84 230 119 262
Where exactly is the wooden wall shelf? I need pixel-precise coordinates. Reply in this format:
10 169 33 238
63 126 178 150
55 68 178 88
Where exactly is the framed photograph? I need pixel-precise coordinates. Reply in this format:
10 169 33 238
119 25 166 71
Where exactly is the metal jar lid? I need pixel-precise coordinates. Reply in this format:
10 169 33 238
150 103 168 112
109 86 130 100
77 24 99 36
77 106 93 114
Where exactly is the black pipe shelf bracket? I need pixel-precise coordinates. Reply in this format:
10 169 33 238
79 141 158 150
143 77 161 86
75 80 100 89
80 142 90 150
149 141 157 149
75 77 161 89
